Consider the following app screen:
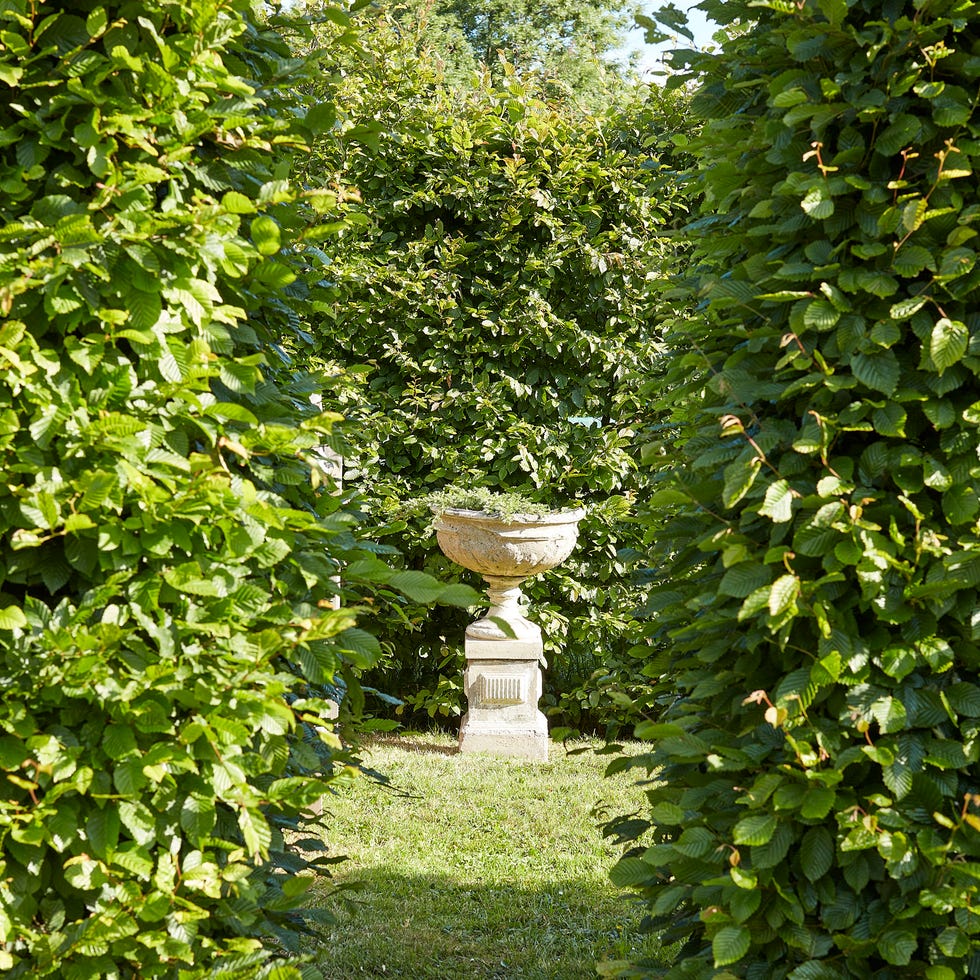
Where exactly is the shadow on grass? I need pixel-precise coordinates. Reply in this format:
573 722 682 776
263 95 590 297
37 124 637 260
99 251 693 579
365 734 459 758
311 868 666 980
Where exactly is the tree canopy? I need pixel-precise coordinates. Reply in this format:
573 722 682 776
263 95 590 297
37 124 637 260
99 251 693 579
381 0 640 104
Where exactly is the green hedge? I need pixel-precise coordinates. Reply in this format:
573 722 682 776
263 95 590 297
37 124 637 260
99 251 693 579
608 2 980 977
303 13 692 731
0 2 474 975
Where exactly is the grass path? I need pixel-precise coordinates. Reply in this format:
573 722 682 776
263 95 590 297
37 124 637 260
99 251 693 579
310 733 664 979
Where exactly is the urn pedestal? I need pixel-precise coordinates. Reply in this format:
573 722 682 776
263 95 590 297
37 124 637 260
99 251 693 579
434 507 585 761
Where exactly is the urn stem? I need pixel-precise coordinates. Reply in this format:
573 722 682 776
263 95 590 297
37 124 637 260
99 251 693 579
484 575 526 622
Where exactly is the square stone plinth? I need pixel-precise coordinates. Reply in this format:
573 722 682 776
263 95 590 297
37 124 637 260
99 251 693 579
458 654 549 761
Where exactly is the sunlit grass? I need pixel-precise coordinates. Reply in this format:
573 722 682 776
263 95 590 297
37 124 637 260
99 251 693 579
310 733 666 979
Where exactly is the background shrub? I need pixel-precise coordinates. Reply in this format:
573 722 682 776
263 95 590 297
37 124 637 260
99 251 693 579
302 12 693 732
607 2 980 977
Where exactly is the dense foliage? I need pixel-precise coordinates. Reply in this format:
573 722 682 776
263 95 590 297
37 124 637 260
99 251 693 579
379 0 641 106
606 2 980 977
0 1 473 976
304 13 692 732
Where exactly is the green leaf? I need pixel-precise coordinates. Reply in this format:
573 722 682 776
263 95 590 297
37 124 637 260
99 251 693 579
163 562 225 597
739 585 772 621
63 857 109 891
676 826 716 857
879 925 917 966
385 570 446 604
117 800 155 846
250 215 281 256
794 510 844 557
879 645 917 682
920 637 954 673
733 812 777 846
111 844 153 880
803 299 840 329
883 761 913 799
158 349 183 382
437 583 481 606
936 927 971 958
305 102 338 133
713 925 751 967
722 457 762 508
128 289 162 331
937 247 975 281
222 191 255 214
102 724 137 760
649 802 686 825
876 115 921 157
180 794 216 839
252 258 297 288
889 295 927 319
800 787 835 819
933 88 972 126
80 470 118 511
801 187 834 220
856 270 899 297
238 806 272 858
800 826 833 881
0 63 24 86
942 484 979 525
946 683 980 717
113 758 148 796
759 479 794 522
929 317 968 374
923 456 952 491
219 359 261 394
768 574 800 616
850 351 900 395
609 856 652 888
86 807 121 860
923 399 956 429
816 0 846 26
871 696 907 734
202 401 259 425
86 7 108 36
335 627 382 669
719 563 770 598
0 604 27 629
788 962 842 980
892 245 934 277
872 402 906 437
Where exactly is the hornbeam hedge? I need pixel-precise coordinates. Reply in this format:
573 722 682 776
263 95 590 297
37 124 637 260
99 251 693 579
0 2 472 976
608 2 980 978
302 10 692 731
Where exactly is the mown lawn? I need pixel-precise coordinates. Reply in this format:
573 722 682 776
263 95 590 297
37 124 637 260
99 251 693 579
309 733 667 979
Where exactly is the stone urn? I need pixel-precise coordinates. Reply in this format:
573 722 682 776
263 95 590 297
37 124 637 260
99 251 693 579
433 506 585 761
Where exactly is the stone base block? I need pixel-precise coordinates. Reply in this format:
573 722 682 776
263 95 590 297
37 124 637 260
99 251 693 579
458 719 549 761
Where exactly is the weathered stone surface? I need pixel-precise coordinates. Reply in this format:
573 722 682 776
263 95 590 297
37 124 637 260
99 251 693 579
435 507 584 579
463 636 544 661
433 506 584 762
457 728 549 761
458 654 548 759
437 507 584 643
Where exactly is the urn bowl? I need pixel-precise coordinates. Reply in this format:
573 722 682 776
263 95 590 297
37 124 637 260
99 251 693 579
433 507 586 579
